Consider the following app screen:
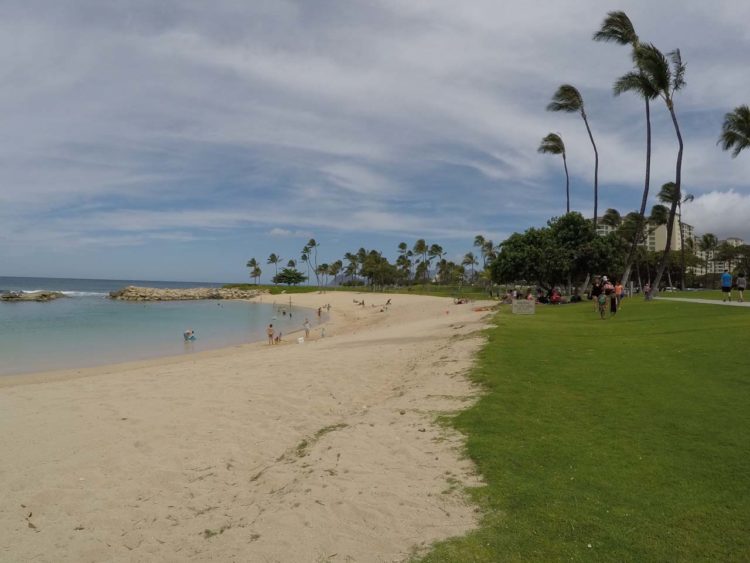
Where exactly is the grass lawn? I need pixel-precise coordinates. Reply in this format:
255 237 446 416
419 298 750 562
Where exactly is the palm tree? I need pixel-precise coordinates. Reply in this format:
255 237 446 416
428 244 444 274
537 133 570 213
301 247 311 286
413 239 428 283
343 251 359 282
329 260 343 285
251 265 262 284
267 253 281 284
287 259 296 268
462 252 478 283
718 105 750 157
594 12 662 289
635 43 686 291
601 208 622 229
307 239 320 286
547 84 599 225
317 263 330 288
246 258 260 285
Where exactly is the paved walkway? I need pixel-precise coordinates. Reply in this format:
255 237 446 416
655 297 750 307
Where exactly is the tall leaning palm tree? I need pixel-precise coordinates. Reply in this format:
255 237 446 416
547 84 599 225
538 133 570 213
718 105 750 157
593 11 654 288
635 43 686 291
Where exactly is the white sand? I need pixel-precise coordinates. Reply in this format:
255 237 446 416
0 292 494 562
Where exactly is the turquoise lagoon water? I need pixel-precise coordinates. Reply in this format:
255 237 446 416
0 277 311 376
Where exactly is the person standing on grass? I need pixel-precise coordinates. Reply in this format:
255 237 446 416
721 269 733 302
737 273 746 302
603 277 616 316
615 281 624 309
591 277 603 311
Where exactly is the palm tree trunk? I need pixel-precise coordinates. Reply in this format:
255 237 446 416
562 152 570 214
653 103 684 291
581 110 599 226
678 202 686 290
621 98 651 288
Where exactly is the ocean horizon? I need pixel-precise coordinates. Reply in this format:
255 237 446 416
0 276 314 377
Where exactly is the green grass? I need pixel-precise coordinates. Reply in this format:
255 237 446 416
419 299 750 562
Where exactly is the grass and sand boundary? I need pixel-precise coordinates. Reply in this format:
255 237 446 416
2 291 747 561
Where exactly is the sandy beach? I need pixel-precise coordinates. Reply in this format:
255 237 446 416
0 292 494 562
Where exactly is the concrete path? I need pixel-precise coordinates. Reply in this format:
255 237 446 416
655 297 750 307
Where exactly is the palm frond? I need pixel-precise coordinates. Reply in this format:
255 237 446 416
613 71 658 99
718 105 750 157
668 49 686 92
537 133 565 155
592 11 638 46
634 43 670 96
546 84 583 113
657 182 678 205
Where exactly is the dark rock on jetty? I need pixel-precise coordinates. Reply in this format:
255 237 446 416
108 286 267 301
1 291 67 302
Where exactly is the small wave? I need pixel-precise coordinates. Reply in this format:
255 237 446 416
61 291 108 297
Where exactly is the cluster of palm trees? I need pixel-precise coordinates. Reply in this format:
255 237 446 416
538 10 748 290
245 235 502 288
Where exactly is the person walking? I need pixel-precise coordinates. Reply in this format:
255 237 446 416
267 323 275 344
591 277 603 311
737 273 747 302
615 281 624 309
721 269 733 302
303 318 311 338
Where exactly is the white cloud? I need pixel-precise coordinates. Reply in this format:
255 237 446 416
0 0 749 277
683 190 750 241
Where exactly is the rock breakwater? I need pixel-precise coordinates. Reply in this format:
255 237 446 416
108 286 267 301
1 291 67 302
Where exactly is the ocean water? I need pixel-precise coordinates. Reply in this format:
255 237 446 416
0 277 312 376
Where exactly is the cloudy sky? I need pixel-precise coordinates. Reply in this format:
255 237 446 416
1 0 749 282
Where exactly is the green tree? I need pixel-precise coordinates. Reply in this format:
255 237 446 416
413 239 428 283
343 251 359 282
267 253 282 284
329 260 343 285
635 43 686 291
428 244 444 274
307 239 320 287
272 268 307 285
301 246 311 285
246 258 261 285
718 105 750 157
547 85 599 225
537 133 570 213
463 252 478 283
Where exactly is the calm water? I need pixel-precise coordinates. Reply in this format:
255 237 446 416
0 277 311 376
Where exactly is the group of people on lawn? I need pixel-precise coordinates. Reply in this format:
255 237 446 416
590 276 624 318
721 269 747 302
